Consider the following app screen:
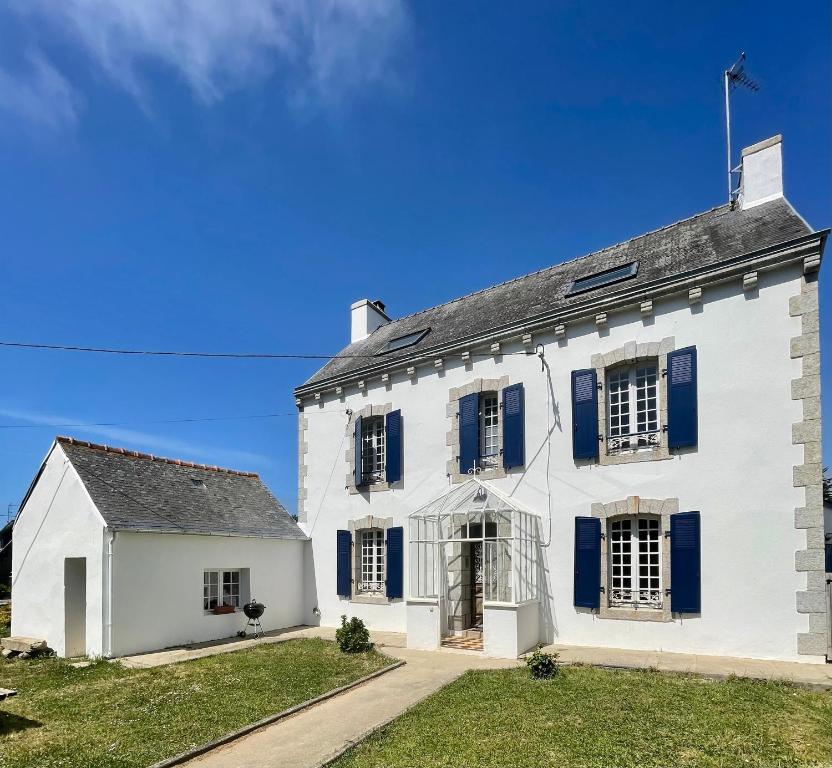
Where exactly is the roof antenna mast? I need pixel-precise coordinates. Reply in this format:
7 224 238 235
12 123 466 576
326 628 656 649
724 52 760 207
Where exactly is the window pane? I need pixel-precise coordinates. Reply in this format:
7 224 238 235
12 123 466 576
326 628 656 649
361 417 386 483
360 529 384 594
479 394 499 466
608 516 661 608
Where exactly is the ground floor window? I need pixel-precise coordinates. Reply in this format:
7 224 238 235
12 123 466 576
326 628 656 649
608 516 661 608
358 529 385 594
203 569 241 610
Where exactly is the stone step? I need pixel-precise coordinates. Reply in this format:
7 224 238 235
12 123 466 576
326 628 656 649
1 636 47 654
0 688 17 701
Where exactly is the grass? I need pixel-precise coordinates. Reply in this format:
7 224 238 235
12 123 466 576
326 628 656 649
0 604 9 638
0 638 392 768
333 666 832 768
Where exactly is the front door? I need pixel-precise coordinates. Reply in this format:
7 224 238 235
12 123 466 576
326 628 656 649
64 557 86 658
471 541 483 629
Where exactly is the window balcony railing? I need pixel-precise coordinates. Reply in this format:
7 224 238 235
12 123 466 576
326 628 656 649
610 588 662 607
606 429 661 454
361 469 385 485
358 581 384 593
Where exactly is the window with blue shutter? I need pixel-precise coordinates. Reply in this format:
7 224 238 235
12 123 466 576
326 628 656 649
458 393 479 474
670 511 700 613
667 347 698 450
385 410 402 483
386 526 404 599
574 516 601 609
336 530 352 598
502 383 525 469
571 369 599 461
353 415 363 486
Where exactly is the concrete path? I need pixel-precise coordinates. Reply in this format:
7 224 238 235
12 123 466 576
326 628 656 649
182 644 518 768
544 642 832 688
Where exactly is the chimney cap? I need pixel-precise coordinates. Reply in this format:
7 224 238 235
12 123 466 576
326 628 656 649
741 134 782 157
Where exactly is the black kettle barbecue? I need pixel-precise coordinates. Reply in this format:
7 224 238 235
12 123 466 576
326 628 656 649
237 599 266 638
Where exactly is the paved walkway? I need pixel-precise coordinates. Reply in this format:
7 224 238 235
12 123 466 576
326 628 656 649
182 642 518 768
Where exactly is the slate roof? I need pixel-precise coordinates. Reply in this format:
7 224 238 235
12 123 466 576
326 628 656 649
56 437 306 539
300 198 814 389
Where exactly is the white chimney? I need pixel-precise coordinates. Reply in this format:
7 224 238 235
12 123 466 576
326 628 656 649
739 134 783 210
350 299 389 343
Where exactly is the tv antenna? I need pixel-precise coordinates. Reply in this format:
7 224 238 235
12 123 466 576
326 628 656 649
724 52 760 206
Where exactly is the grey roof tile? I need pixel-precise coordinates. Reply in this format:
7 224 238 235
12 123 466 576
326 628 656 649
58 437 306 539
300 198 813 389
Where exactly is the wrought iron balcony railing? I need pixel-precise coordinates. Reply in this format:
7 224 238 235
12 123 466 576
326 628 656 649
606 429 661 454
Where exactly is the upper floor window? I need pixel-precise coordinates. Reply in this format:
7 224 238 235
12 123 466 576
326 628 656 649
479 392 499 468
608 516 661 609
359 529 385 594
361 416 386 485
606 362 659 454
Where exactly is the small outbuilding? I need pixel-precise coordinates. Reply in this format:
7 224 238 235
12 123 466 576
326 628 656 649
11 436 307 658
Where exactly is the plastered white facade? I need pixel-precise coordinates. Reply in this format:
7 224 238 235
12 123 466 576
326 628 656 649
300 262 824 662
111 532 304 657
11 444 106 657
11 443 305 658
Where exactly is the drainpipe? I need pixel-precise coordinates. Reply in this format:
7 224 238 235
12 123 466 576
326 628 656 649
105 528 115 658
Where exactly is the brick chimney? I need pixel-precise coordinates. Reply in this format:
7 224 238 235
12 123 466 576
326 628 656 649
350 299 389 343
739 135 783 210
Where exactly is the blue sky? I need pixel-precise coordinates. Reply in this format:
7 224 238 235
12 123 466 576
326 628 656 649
0 1 829 518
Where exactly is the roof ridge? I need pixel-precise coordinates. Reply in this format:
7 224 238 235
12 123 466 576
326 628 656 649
55 435 259 478
375 203 730 328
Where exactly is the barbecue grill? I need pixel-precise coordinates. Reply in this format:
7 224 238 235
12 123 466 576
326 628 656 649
239 600 265 638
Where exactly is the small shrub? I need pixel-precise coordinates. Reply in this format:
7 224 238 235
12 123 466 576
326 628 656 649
335 615 372 653
526 646 559 679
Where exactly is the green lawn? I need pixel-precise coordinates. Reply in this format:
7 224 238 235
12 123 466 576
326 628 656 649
333 666 832 768
0 603 9 638
0 638 391 768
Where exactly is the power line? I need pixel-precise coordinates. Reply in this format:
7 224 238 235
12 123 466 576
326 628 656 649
0 341 376 360
0 340 534 361
0 410 346 430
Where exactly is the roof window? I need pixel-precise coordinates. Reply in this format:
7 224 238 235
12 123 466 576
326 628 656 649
377 328 430 355
566 262 639 296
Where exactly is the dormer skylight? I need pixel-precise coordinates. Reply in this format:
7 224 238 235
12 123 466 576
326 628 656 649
377 328 430 355
566 262 639 296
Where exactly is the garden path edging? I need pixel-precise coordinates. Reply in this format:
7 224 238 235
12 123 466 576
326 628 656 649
150 655 405 768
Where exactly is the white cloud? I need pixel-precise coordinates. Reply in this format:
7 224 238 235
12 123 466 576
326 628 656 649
0 52 82 130
0 407 271 471
9 0 408 112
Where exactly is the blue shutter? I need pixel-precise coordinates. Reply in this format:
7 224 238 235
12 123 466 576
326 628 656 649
826 538 832 575
336 530 352 598
574 516 601 609
353 415 363 487
667 346 698 450
670 511 701 614
385 410 402 483
571 369 599 461
458 393 479 474
386 526 404 599
502 383 525 469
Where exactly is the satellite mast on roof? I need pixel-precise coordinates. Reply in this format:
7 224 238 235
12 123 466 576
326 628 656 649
724 52 760 207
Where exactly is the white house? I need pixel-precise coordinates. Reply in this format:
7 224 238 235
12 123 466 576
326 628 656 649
11 436 307 657
295 135 829 662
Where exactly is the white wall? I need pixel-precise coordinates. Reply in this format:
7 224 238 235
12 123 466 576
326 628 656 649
111 532 305 657
302 263 814 661
11 445 106 657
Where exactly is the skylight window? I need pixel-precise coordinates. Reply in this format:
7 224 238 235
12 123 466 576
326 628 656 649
377 328 431 355
566 262 639 296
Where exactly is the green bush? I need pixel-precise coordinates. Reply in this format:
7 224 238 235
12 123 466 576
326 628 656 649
335 615 372 653
525 646 559 679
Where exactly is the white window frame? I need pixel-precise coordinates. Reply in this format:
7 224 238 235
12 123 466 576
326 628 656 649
479 392 499 468
361 416 386 485
606 362 660 453
358 529 385 594
607 515 662 609
203 569 241 611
